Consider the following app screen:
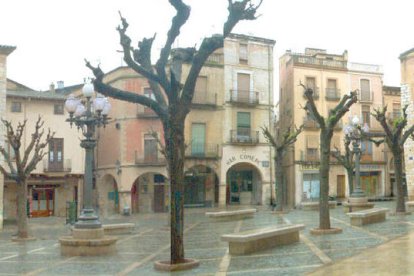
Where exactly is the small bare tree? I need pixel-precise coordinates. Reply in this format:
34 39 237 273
302 84 357 230
372 105 414 213
262 125 302 212
331 137 354 196
0 117 54 239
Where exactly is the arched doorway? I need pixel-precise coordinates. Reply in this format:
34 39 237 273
101 174 119 215
226 162 262 205
131 172 168 213
184 165 219 207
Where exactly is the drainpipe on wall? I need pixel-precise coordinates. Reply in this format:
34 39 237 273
268 44 275 207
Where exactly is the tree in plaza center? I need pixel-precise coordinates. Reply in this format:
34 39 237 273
302 85 357 230
372 105 414 213
0 117 54 239
86 0 262 264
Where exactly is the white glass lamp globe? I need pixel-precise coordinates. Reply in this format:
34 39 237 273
352 115 360 126
65 94 79 113
82 82 95 98
362 123 370 133
74 103 86 117
93 94 105 112
102 98 111 116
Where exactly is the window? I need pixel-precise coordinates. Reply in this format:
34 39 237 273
306 136 319 161
143 88 156 114
191 123 206 156
393 103 401 119
306 77 316 90
303 173 320 201
237 112 251 138
54 103 64 115
4 141 15 160
326 79 338 99
361 140 373 160
193 76 207 103
11 102 22 113
239 43 248 64
360 79 371 101
235 73 252 103
144 134 158 162
362 105 370 126
48 138 64 171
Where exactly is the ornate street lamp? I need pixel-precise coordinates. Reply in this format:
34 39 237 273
344 115 369 198
65 81 111 229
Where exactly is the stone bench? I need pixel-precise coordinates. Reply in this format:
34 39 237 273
221 224 305 255
300 201 337 211
347 208 389 226
205 209 256 221
405 201 414 212
102 223 135 235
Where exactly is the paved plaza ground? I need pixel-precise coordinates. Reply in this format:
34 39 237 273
0 201 414 275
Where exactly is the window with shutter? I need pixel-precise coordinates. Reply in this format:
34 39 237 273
360 79 371 101
237 112 251 140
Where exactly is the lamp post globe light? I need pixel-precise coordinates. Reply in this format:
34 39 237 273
344 115 369 198
64 81 111 229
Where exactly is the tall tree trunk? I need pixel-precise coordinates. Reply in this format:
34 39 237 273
16 181 29 239
164 116 185 264
275 153 284 212
394 150 406 213
319 132 331 229
346 167 353 196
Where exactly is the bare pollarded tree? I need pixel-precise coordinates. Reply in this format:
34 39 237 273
302 84 357 230
262 125 303 212
0 117 54 239
372 105 414 213
85 0 262 264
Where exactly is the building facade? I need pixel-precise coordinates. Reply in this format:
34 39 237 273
0 45 15 229
3 80 85 220
279 48 387 207
95 34 276 215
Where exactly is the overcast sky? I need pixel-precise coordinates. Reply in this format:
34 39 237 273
1 0 413 94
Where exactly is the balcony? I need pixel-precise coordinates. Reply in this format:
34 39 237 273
136 105 158 118
205 53 224 65
229 130 259 145
325 88 341 101
358 90 373 103
292 55 347 70
43 159 71 172
185 143 219 159
229 90 259 105
135 152 166 166
300 150 320 162
303 117 319 129
191 92 217 108
303 87 319 99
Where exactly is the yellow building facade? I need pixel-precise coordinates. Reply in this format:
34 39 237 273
279 48 388 207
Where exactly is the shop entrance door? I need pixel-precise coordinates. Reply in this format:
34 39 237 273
31 188 54 217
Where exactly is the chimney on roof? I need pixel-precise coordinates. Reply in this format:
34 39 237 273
49 83 55 93
57 80 64 89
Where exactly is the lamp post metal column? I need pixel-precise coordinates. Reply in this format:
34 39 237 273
64 82 111 229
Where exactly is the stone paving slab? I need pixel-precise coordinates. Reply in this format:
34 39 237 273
0 201 413 275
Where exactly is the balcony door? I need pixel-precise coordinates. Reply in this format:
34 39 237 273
237 73 250 102
144 134 158 163
49 138 63 171
191 123 206 156
237 112 251 142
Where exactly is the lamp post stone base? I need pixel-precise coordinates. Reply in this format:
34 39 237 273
343 197 374 213
59 227 117 256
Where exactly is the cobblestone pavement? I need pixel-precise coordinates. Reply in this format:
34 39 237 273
0 201 412 275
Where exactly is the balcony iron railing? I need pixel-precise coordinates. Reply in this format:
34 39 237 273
325 88 341 100
43 159 72 172
229 129 259 144
185 143 219 158
192 92 217 106
301 150 320 162
229 90 259 105
135 151 166 166
292 55 347 69
303 117 319 129
303 87 319 99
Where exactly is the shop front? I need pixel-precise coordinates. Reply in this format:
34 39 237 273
226 162 262 205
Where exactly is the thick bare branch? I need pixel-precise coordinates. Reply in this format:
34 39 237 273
372 106 394 146
329 91 358 127
224 0 262 37
21 116 43 169
301 84 325 128
85 60 168 120
155 0 190 89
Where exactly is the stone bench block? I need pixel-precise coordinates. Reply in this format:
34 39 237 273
205 209 256 221
221 224 305 255
347 208 389 226
300 201 337 211
103 223 135 235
